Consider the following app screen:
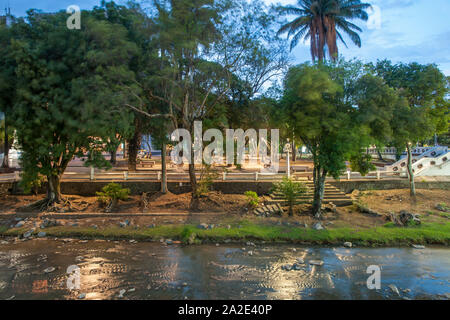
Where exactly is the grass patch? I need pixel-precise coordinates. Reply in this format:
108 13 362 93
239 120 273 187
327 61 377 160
1 221 449 246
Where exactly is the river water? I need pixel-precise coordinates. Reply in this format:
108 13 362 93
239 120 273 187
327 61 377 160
0 239 448 300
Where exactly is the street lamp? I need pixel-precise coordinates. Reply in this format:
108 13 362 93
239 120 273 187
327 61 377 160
284 139 291 178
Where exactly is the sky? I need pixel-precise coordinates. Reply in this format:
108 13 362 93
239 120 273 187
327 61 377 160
4 0 450 75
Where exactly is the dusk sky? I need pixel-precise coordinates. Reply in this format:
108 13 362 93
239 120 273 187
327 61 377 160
5 0 450 75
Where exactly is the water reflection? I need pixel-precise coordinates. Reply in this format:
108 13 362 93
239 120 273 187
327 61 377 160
0 240 448 300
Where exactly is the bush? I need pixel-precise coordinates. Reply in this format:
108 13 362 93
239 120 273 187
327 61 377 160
272 177 307 216
195 164 219 197
96 183 130 210
20 172 45 195
349 153 376 176
244 191 259 209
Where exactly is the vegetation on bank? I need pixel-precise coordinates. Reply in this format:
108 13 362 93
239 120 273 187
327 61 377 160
1 221 449 247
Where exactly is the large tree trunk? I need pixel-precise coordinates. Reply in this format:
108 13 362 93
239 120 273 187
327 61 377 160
1 115 9 168
189 162 199 210
292 140 296 162
127 121 141 172
110 148 117 165
377 149 384 161
47 174 62 204
312 165 327 218
406 143 416 197
161 141 167 194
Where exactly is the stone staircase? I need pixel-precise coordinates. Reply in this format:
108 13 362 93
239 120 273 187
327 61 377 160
267 181 353 207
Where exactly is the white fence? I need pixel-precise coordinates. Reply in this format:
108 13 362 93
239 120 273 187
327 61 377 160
0 170 406 183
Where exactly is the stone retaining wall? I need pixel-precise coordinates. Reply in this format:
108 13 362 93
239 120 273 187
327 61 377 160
329 180 450 193
1 181 274 196
1 179 449 197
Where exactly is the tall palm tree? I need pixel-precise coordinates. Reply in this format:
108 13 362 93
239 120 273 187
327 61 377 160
277 0 370 62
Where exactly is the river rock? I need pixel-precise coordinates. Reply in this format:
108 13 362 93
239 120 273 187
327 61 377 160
281 264 292 271
40 219 59 229
197 223 209 230
246 241 255 247
165 239 173 245
37 232 47 238
292 263 303 270
435 203 449 213
309 260 324 266
296 258 305 264
37 254 47 262
412 244 425 249
119 221 128 228
78 293 86 299
43 267 56 273
312 222 324 230
397 211 421 226
23 230 34 238
343 242 352 248
388 284 400 296
248 250 253 256
15 221 25 228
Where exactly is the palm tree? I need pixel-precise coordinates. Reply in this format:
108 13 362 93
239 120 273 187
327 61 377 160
277 0 370 62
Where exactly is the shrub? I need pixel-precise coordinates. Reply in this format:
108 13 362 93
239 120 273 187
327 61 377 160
195 164 219 197
244 191 259 209
349 153 376 176
96 183 130 211
272 177 307 216
20 172 45 195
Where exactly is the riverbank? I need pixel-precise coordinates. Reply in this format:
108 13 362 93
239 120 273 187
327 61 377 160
0 189 449 247
1 220 449 247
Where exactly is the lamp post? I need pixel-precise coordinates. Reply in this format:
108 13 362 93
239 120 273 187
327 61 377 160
284 139 291 178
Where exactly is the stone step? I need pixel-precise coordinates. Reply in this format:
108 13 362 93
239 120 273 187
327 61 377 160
270 192 347 198
266 199 353 207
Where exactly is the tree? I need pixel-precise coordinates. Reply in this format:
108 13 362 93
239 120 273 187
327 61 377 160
152 0 272 209
276 0 370 62
373 61 449 197
0 18 17 168
9 10 137 206
272 177 307 216
280 60 396 217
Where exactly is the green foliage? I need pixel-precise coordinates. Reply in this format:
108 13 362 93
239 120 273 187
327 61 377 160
96 183 130 204
272 177 307 215
3 221 449 246
6 9 137 200
244 191 260 209
195 165 219 197
349 153 376 176
276 0 371 61
20 171 45 195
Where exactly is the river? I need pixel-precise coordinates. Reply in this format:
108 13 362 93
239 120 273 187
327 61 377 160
0 239 448 300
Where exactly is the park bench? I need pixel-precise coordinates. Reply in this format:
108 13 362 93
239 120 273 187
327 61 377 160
137 159 155 168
